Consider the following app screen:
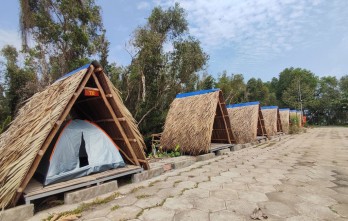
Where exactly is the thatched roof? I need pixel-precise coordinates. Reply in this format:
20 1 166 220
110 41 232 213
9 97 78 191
0 63 148 208
227 101 260 144
261 106 281 136
279 108 290 134
297 111 302 127
160 89 234 155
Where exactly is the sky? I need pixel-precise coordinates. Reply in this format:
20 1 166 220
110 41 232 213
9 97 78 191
0 0 347 81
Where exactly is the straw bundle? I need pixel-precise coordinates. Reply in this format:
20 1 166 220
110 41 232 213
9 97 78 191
161 91 219 155
228 105 258 144
261 109 278 136
279 109 290 134
0 69 87 208
297 111 302 127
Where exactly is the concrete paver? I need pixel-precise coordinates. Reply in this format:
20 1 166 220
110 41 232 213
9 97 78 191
30 127 348 221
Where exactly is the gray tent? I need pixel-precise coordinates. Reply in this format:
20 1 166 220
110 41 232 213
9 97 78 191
37 119 125 185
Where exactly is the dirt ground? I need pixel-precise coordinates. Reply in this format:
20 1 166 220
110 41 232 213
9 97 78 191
30 127 348 221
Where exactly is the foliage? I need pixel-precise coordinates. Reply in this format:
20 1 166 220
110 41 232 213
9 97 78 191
216 71 246 104
148 144 181 158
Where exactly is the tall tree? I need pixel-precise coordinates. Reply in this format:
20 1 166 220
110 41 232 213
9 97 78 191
125 3 208 135
246 77 270 105
216 71 246 104
1 45 37 116
19 0 109 83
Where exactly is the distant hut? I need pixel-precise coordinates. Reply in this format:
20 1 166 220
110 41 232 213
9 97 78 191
297 111 303 127
261 106 283 136
290 110 298 125
0 63 148 208
279 108 290 133
161 89 235 155
227 101 267 144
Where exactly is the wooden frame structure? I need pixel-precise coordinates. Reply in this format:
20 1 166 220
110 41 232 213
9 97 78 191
0 62 149 208
160 89 235 155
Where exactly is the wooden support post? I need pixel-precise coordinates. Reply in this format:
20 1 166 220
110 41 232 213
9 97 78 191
217 100 231 143
91 73 140 167
13 66 95 206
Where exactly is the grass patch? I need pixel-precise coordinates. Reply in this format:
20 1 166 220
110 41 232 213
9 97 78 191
130 186 144 193
136 194 151 199
149 180 160 187
111 205 120 211
43 192 120 221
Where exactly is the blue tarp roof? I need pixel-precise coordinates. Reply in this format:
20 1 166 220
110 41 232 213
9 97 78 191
226 101 259 108
55 63 91 82
176 89 220 98
279 108 290 111
261 106 278 110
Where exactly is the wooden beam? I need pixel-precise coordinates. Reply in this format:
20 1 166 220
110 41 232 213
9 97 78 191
13 66 95 206
113 138 137 142
84 87 99 91
91 73 140 167
217 100 231 143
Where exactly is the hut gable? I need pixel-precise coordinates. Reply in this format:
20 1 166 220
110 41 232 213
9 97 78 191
0 63 148 208
279 108 290 133
261 106 283 136
227 101 260 144
160 89 234 155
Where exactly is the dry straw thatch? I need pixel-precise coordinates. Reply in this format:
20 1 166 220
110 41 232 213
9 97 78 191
160 89 234 155
261 106 279 136
297 111 302 127
227 102 259 144
0 63 148 208
279 109 290 134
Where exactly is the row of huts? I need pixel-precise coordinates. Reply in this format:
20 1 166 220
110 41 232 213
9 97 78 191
0 63 303 209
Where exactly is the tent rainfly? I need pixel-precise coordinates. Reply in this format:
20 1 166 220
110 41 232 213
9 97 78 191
0 62 149 208
279 108 290 134
160 89 235 155
226 101 268 144
261 106 283 136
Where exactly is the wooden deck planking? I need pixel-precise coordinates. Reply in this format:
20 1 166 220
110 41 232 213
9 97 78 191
24 165 141 197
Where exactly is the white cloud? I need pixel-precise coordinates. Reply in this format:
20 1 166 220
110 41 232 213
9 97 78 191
156 0 348 75
0 29 21 50
137 1 150 10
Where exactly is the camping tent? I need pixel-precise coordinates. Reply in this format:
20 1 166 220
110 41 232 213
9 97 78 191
36 119 125 185
226 101 267 144
160 89 235 155
0 62 148 208
261 106 283 136
279 108 290 134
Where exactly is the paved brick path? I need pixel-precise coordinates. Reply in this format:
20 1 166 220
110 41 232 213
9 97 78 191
32 127 348 221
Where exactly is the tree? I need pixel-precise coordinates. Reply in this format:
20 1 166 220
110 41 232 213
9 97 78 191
215 71 246 104
246 78 270 105
125 3 208 135
198 73 215 90
19 0 108 83
277 68 318 109
0 45 37 117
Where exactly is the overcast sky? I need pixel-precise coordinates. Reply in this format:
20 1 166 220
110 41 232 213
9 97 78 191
0 0 347 81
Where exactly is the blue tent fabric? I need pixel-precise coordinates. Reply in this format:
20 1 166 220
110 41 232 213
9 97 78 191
55 63 91 82
176 89 220 98
226 101 260 108
45 119 125 185
279 108 290 111
261 106 278 110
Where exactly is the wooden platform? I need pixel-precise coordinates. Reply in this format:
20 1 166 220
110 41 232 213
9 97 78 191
24 165 143 204
209 143 234 152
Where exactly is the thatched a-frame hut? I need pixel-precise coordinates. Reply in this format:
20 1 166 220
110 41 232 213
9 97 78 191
279 108 290 134
226 101 267 144
261 106 283 136
0 63 148 208
297 111 303 127
160 89 235 155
